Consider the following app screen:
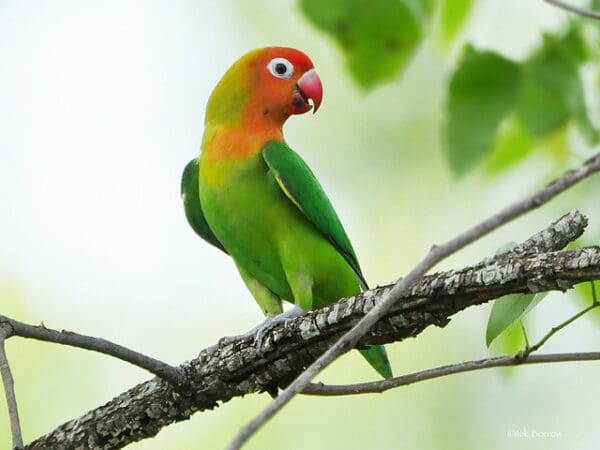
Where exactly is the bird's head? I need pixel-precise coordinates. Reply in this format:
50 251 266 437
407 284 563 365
205 47 323 127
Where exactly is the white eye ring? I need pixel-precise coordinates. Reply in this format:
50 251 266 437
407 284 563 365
267 57 294 79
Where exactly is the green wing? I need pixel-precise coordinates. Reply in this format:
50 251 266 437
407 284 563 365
181 158 228 254
262 141 368 290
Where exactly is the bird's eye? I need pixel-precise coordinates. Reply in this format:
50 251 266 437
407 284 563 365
267 58 294 79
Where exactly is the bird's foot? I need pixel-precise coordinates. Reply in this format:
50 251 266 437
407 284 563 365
253 307 305 349
217 307 305 349
217 329 256 347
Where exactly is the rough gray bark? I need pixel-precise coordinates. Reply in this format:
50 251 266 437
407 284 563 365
23 210 600 450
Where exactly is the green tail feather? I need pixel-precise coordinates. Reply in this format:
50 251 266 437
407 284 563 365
359 345 393 379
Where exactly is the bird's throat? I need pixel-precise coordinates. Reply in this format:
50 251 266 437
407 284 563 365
201 123 284 165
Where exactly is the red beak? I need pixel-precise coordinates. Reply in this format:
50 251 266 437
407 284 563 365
296 69 323 113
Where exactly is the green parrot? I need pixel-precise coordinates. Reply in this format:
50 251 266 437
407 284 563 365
181 47 392 379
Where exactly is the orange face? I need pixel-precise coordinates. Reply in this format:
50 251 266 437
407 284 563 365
202 47 324 164
244 47 323 123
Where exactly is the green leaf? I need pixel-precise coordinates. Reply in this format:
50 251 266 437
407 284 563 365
561 24 590 63
517 43 576 136
489 319 525 377
517 32 600 145
485 292 547 347
485 115 535 174
299 0 427 89
540 124 570 164
439 0 474 44
497 321 526 355
445 45 521 176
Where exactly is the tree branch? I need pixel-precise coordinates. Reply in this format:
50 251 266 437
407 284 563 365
302 351 600 396
228 154 600 450
23 209 600 449
0 324 23 450
545 0 600 19
0 315 187 388
305 286 600 396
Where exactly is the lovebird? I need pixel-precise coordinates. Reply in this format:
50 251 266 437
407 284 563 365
181 47 392 379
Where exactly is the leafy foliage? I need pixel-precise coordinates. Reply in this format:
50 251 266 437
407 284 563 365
445 46 520 176
300 1 599 176
445 26 600 177
485 116 535 173
439 0 474 44
299 0 433 89
485 293 547 347
517 30 598 144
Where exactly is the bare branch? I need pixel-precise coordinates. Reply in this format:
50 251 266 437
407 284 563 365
302 351 600 396
0 315 187 388
228 154 600 450
0 324 23 449
24 210 600 449
545 0 600 19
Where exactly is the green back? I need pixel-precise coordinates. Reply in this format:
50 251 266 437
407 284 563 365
181 158 228 254
262 141 368 290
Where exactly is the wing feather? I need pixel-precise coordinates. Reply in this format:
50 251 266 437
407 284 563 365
181 158 228 254
262 141 368 290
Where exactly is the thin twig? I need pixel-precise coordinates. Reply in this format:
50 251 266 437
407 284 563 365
545 0 600 19
521 298 600 358
0 325 24 449
302 351 600 396
227 153 600 450
0 315 188 388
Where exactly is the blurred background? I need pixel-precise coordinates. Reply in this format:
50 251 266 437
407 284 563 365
1 0 599 449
